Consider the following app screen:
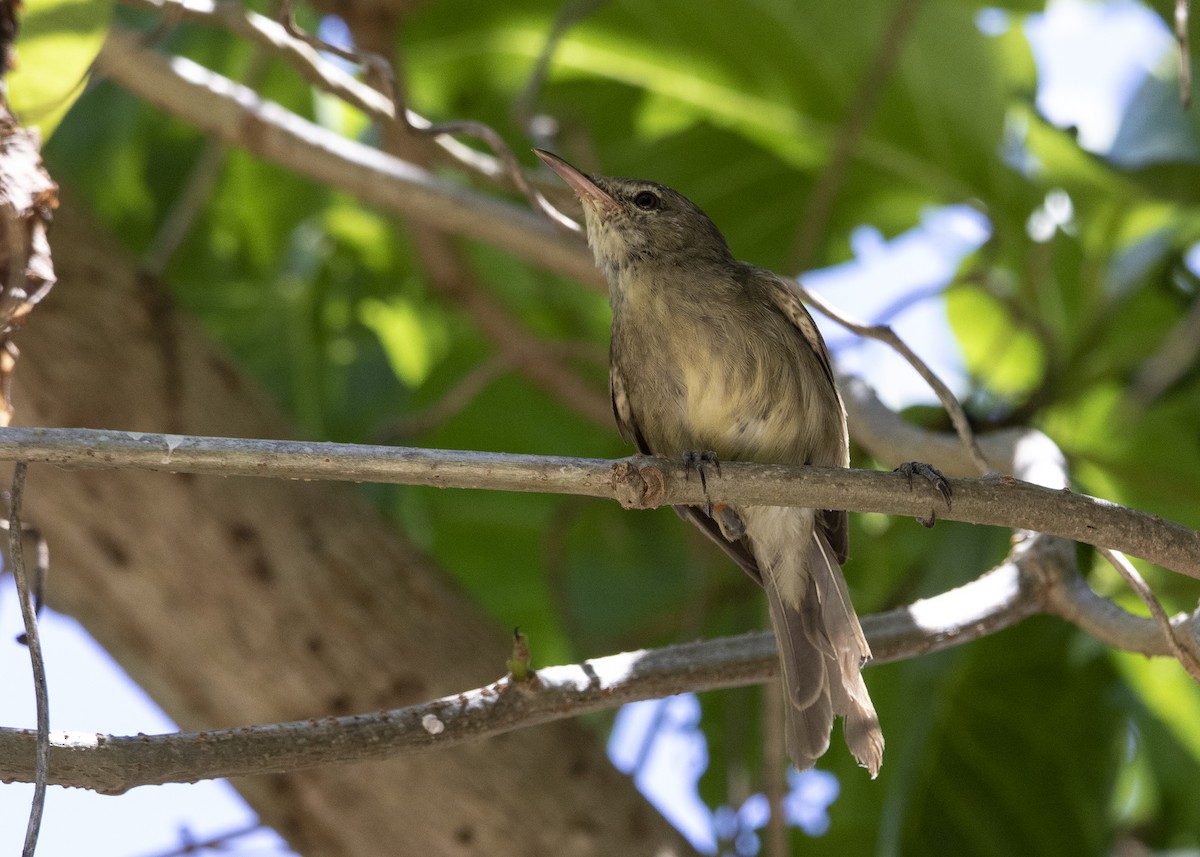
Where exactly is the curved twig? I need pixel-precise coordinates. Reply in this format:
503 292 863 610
799 287 992 474
789 0 923 271
9 462 46 857
276 0 578 231
1099 546 1200 682
1177 0 1192 110
95 28 602 285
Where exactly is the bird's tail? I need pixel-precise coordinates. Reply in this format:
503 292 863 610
763 527 883 777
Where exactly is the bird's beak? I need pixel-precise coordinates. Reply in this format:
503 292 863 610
534 149 618 213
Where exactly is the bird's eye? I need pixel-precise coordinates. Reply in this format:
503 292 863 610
632 190 660 211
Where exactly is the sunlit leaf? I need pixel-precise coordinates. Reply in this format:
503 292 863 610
7 0 112 137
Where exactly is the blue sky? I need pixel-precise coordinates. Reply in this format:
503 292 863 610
0 1 1181 854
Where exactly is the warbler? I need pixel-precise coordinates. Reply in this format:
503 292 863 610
536 149 883 776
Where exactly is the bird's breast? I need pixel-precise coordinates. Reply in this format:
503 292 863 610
612 284 831 464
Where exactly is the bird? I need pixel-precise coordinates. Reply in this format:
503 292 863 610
535 149 883 776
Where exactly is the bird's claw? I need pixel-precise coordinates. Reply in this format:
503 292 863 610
896 461 952 528
682 450 721 495
683 452 741 538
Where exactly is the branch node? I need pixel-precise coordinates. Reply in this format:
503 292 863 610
506 627 536 683
611 457 666 509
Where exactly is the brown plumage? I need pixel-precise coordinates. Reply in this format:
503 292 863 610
537 149 883 775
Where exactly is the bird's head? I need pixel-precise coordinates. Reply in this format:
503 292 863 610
535 149 733 282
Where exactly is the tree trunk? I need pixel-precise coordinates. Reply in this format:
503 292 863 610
10 197 691 857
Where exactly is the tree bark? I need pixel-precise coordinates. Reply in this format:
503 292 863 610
9 197 692 857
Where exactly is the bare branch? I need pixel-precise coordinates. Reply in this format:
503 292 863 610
0 544 1047 794
273 0 579 231
121 0 525 192
801 288 992 474
789 0 923 271
8 462 46 857
0 514 1189 795
1099 547 1200 682
1128 290 1200 408
0 427 1195 579
1177 0 1192 110
94 28 603 287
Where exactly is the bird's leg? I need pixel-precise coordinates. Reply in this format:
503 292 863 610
682 451 747 541
895 461 952 528
682 450 721 495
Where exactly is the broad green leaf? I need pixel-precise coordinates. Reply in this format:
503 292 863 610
359 296 450 388
891 619 1122 857
946 284 1046 397
1113 652 1200 765
7 0 112 138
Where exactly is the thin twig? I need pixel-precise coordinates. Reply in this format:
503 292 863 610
762 675 788 857
95 29 602 286
142 136 227 277
512 0 608 138
377 356 514 440
1177 0 1192 110
275 0 579 232
121 0 511 185
1099 547 1200 683
797 285 992 474
130 821 266 857
0 427 1195 578
789 0 923 271
142 46 273 276
1127 291 1200 408
0 514 49 627
10 462 48 857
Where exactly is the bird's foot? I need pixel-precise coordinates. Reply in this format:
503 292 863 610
682 450 721 495
895 461 952 528
683 452 743 538
711 503 746 541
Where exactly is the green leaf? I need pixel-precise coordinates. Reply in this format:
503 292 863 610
359 296 450 388
7 0 112 138
946 285 1046 397
1113 652 1200 765
890 620 1122 856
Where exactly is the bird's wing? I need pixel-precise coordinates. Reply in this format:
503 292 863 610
757 269 851 565
675 505 763 585
759 270 838 392
611 361 765 585
609 363 641 449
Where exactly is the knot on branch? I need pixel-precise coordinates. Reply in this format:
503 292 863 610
611 457 666 510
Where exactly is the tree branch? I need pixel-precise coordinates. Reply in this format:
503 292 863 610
789 0 923 271
0 426 1195 579
0 513 1190 794
8 461 46 857
121 0 548 201
93 28 603 288
0 543 1060 795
